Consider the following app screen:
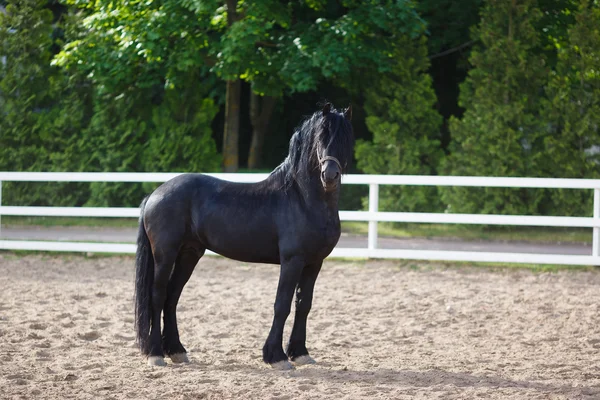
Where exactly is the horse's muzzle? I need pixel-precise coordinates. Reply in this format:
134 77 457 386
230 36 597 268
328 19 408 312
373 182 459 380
320 156 342 192
321 170 340 192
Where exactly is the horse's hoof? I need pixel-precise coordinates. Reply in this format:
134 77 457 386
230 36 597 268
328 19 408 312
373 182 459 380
271 360 294 370
293 355 316 366
169 353 189 364
147 356 167 367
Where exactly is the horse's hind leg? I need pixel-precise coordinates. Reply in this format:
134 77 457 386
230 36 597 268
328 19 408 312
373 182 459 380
147 246 180 367
162 247 203 363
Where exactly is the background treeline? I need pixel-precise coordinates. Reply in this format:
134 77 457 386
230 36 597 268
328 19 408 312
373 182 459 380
0 0 599 216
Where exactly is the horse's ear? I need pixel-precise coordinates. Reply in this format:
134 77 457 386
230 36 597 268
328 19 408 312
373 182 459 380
344 105 352 121
322 103 331 116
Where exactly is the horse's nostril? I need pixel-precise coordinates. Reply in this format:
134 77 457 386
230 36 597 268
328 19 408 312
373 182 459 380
322 169 340 183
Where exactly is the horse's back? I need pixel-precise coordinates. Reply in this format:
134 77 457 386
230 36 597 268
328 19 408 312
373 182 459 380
144 173 214 214
143 173 281 263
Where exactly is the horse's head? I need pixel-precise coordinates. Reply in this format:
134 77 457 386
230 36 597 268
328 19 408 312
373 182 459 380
316 103 354 192
277 103 354 194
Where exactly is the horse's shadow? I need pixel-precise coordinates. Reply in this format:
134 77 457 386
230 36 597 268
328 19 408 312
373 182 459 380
205 361 600 397
293 366 600 396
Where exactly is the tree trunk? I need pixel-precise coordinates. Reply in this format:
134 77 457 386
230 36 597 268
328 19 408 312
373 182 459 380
222 0 240 172
248 93 277 170
223 79 241 172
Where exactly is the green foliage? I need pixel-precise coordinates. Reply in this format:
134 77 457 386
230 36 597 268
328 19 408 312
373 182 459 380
0 0 221 207
78 77 221 207
3 0 600 221
539 0 600 216
145 98 220 174
54 0 215 94
208 0 426 94
355 36 443 212
441 0 549 215
57 0 424 97
55 0 426 173
76 93 148 207
0 0 90 206
536 0 578 67
417 0 483 55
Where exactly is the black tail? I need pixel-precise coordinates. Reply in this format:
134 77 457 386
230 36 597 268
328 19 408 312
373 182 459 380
134 196 153 355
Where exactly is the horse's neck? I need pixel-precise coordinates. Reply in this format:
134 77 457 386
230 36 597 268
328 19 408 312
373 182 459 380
266 163 340 210
302 174 341 211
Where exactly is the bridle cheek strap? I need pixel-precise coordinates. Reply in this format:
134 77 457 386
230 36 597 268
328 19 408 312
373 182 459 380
319 156 343 172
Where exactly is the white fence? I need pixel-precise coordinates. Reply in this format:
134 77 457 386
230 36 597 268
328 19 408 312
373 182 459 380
0 172 599 265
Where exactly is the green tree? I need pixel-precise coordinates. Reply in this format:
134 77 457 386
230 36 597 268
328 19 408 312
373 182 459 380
417 0 483 151
51 3 222 206
0 0 90 206
70 72 221 207
0 0 56 173
355 36 443 212
539 0 600 216
144 81 221 174
56 0 425 171
441 0 549 215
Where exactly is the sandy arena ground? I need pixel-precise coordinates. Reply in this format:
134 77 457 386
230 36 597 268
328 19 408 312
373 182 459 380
1 254 600 399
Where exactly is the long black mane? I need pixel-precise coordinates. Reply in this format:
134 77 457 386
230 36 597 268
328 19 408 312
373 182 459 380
271 105 354 190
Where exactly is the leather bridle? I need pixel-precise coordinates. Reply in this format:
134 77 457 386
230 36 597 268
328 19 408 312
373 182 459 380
319 155 343 172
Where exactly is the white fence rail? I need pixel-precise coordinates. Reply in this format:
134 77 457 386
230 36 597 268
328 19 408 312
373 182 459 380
1 172 599 266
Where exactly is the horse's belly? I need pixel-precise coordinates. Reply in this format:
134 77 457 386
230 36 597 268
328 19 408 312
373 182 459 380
213 248 280 264
200 230 280 264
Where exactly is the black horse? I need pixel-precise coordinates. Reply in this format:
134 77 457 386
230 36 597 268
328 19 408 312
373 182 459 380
134 103 354 369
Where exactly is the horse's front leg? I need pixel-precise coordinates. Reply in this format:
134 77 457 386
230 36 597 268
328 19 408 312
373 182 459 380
263 256 304 370
286 261 322 365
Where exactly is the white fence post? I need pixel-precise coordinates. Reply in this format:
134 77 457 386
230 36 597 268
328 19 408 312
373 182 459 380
594 188 600 258
0 180 2 238
368 183 379 252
